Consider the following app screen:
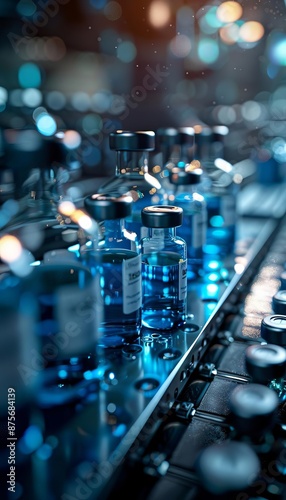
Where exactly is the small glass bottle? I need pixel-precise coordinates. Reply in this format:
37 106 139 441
156 126 195 197
98 130 163 240
168 167 207 280
194 124 238 257
140 205 187 330
83 193 142 348
245 343 286 403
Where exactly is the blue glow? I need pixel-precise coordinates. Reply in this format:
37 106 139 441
36 114 57 136
18 63 41 89
117 41 137 63
208 260 221 270
206 283 219 295
269 34 286 66
90 0 106 8
198 38 219 64
58 369 68 379
36 444 53 461
68 243 80 254
210 215 224 228
30 260 41 266
207 272 220 282
113 423 127 437
22 425 43 453
17 0 37 16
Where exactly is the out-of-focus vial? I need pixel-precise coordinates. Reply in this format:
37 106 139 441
194 124 238 257
140 205 187 330
245 343 286 403
98 130 163 239
84 193 142 348
156 126 195 197
168 167 207 280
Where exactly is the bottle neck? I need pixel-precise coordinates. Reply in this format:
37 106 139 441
147 227 176 239
116 151 150 176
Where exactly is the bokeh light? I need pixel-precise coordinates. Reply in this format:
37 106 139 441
239 21 264 44
148 1 171 28
216 1 243 23
18 63 41 88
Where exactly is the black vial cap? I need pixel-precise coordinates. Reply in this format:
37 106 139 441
84 193 132 221
141 205 183 228
229 383 279 436
272 290 286 315
245 343 286 384
212 125 229 142
109 130 155 151
261 314 286 346
169 168 202 185
195 441 260 495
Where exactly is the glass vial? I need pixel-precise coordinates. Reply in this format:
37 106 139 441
140 205 187 331
195 125 238 258
98 130 163 240
84 193 142 348
168 167 207 280
156 126 195 197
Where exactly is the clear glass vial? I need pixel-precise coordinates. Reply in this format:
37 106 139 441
140 205 187 331
169 167 207 280
98 130 163 240
84 193 142 348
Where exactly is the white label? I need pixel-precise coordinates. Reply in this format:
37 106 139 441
179 259 187 301
123 254 142 314
221 195 236 226
56 279 100 358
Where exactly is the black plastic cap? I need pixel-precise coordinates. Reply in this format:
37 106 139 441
245 343 286 384
170 168 202 185
195 441 260 495
141 205 183 228
229 383 279 436
272 290 286 314
109 130 155 151
84 193 132 220
261 314 286 346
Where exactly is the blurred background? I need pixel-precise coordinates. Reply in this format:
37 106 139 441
0 0 285 178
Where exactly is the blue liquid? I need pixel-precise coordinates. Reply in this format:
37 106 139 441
142 251 186 330
204 193 236 256
85 249 141 348
172 193 206 279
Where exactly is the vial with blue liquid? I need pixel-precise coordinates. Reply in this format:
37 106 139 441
140 205 187 331
169 167 207 280
195 125 238 259
84 193 142 348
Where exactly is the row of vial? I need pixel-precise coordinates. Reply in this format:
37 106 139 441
61 127 238 348
0 126 239 379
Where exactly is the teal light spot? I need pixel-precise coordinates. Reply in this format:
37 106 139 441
210 215 224 227
18 63 41 89
36 114 57 136
117 41 137 63
198 38 219 64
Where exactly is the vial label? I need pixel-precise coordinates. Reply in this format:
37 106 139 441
221 195 236 226
140 226 149 239
179 259 187 300
56 282 99 358
123 254 142 314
